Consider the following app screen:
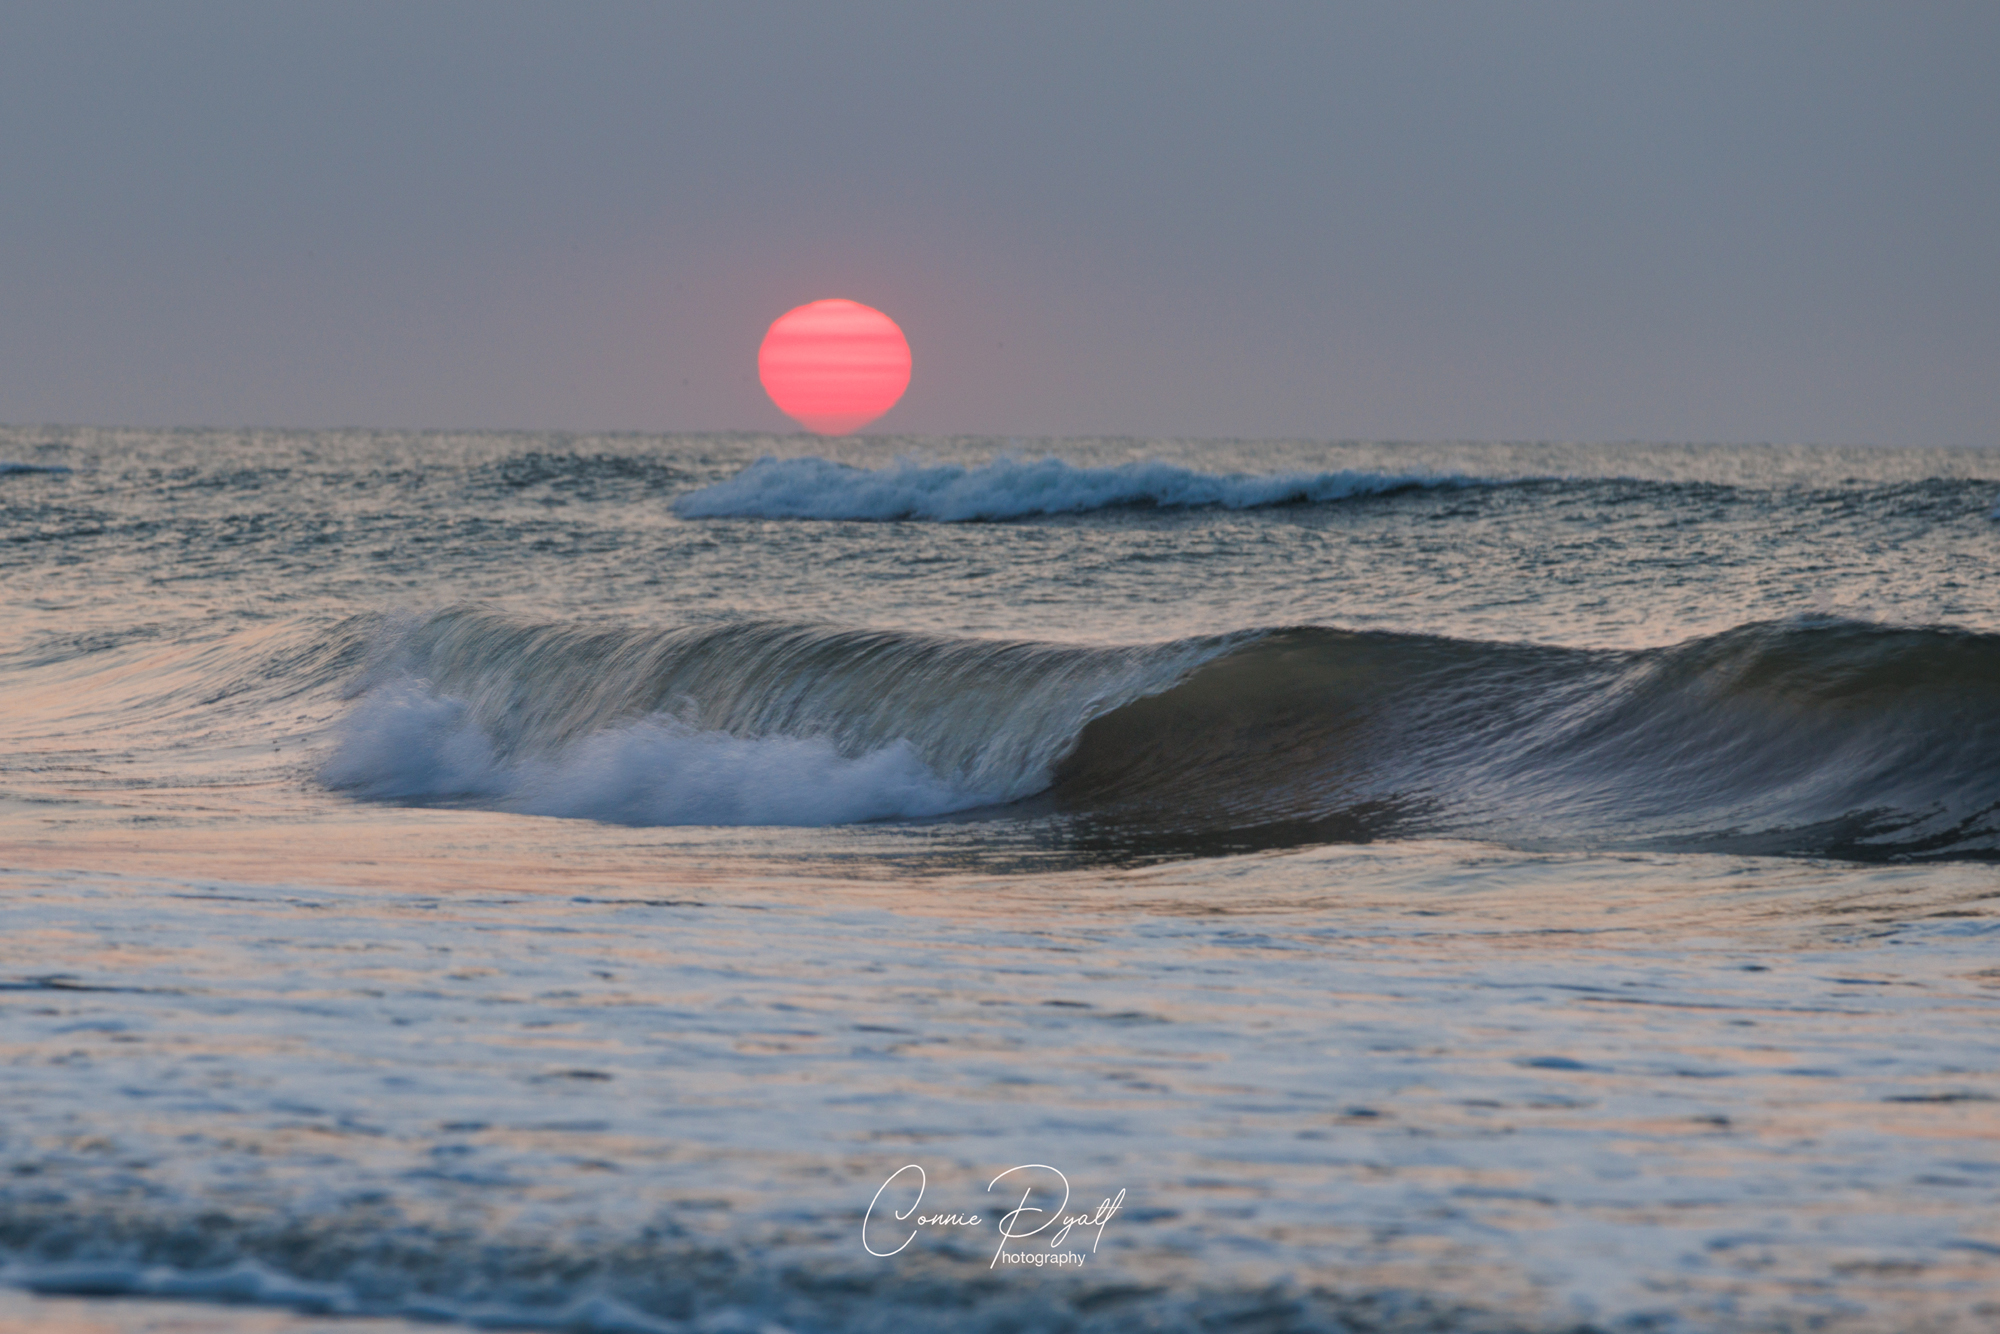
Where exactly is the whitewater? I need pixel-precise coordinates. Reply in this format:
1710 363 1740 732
3 427 1999 1334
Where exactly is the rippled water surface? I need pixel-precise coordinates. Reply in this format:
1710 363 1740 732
3 427 1998 1332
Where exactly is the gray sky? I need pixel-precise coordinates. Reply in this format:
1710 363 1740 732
2 1 1994 445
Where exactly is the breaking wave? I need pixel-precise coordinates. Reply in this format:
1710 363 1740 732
321 610 1235 827
320 609 2000 860
671 455 1487 521
324 685 981 826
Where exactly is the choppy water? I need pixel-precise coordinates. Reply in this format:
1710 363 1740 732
3 426 1998 1333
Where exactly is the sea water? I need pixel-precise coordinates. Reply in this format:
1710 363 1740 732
2 427 1997 1333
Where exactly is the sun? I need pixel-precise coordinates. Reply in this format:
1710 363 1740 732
757 299 912 435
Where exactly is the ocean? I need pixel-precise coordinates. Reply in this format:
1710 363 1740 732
2 426 1997 1334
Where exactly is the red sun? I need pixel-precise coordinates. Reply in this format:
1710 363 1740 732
758 298 912 435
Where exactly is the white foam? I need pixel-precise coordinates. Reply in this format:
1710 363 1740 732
673 455 1479 522
320 681 990 826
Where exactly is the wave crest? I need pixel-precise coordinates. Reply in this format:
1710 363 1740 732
1053 619 2000 858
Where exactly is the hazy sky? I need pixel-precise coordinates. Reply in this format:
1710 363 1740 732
2 2 1994 444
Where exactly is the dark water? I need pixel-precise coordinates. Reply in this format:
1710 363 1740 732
3 427 1999 1332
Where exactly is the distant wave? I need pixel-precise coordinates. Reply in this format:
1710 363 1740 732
318 608 2000 859
672 455 1487 521
0 462 71 475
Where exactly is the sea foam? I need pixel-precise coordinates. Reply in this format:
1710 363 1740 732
321 681 986 826
672 455 1477 522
